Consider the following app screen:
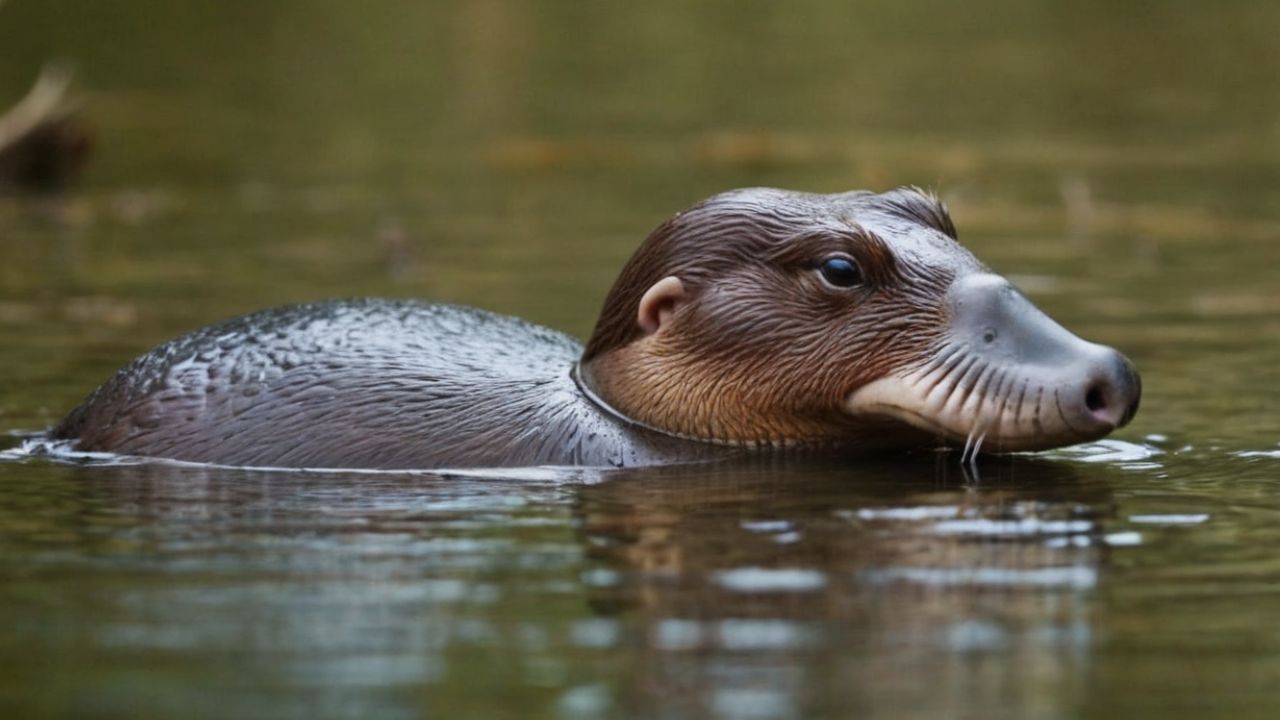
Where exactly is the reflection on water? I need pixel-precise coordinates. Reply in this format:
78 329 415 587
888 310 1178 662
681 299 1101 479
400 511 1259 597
4 439 1280 718
0 453 1123 718
576 457 1112 718
0 460 584 718
4 0 1280 717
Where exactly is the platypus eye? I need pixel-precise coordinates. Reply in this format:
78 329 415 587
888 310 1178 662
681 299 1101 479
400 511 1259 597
818 256 862 288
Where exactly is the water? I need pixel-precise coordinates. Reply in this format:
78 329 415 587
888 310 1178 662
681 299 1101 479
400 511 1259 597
3 1 1280 717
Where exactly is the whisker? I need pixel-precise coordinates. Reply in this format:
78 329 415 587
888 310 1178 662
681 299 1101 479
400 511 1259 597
934 353 978 408
1012 377 1029 426
989 369 1012 444
968 430 987 478
919 345 965 394
965 362 999 415
948 358 988 412
932 344 965 370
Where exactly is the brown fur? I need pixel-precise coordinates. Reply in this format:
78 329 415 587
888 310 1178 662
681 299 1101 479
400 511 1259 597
580 187 976 446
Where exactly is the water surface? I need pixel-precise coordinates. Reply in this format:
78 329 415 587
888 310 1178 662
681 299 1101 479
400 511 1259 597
3 1 1280 718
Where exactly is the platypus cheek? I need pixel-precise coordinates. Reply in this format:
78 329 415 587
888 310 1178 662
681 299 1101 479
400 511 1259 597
842 273 1141 452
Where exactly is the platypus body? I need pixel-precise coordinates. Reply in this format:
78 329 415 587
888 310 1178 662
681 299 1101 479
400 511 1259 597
52 187 1142 469
54 300 718 468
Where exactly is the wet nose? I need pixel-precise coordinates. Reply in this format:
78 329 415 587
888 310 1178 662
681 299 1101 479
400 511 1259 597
947 272 1143 439
1083 350 1141 429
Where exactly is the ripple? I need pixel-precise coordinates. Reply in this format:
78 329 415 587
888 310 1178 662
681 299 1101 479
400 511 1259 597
846 506 962 521
1103 531 1144 546
948 620 1007 651
931 518 1093 537
650 618 819 652
717 619 815 651
1045 438 1164 467
1235 449 1280 459
558 684 612 719
580 568 621 588
1044 531 1143 548
860 565 1097 590
740 520 793 533
712 567 828 593
1045 535 1093 549
1128 514 1210 525
6 435 602 482
738 519 802 544
712 688 794 720
570 619 621 649
2 437 120 464
652 619 704 651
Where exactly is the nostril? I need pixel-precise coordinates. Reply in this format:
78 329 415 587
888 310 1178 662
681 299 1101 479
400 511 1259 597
1082 351 1141 429
1085 384 1107 414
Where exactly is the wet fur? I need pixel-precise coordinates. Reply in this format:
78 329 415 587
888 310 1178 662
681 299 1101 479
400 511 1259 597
55 300 720 468
57 187 984 468
581 187 964 446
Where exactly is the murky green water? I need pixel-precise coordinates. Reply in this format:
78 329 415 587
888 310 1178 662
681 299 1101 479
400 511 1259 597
3 1 1280 718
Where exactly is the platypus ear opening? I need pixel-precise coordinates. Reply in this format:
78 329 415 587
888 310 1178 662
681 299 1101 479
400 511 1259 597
637 276 686 335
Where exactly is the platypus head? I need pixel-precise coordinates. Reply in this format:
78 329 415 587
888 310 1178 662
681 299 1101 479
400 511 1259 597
577 187 1140 453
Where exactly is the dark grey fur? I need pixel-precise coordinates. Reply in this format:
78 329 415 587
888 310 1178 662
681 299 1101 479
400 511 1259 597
53 300 722 469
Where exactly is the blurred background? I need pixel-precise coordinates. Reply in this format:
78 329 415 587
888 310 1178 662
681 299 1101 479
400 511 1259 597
2 0 1278 442
3 2 1280 719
